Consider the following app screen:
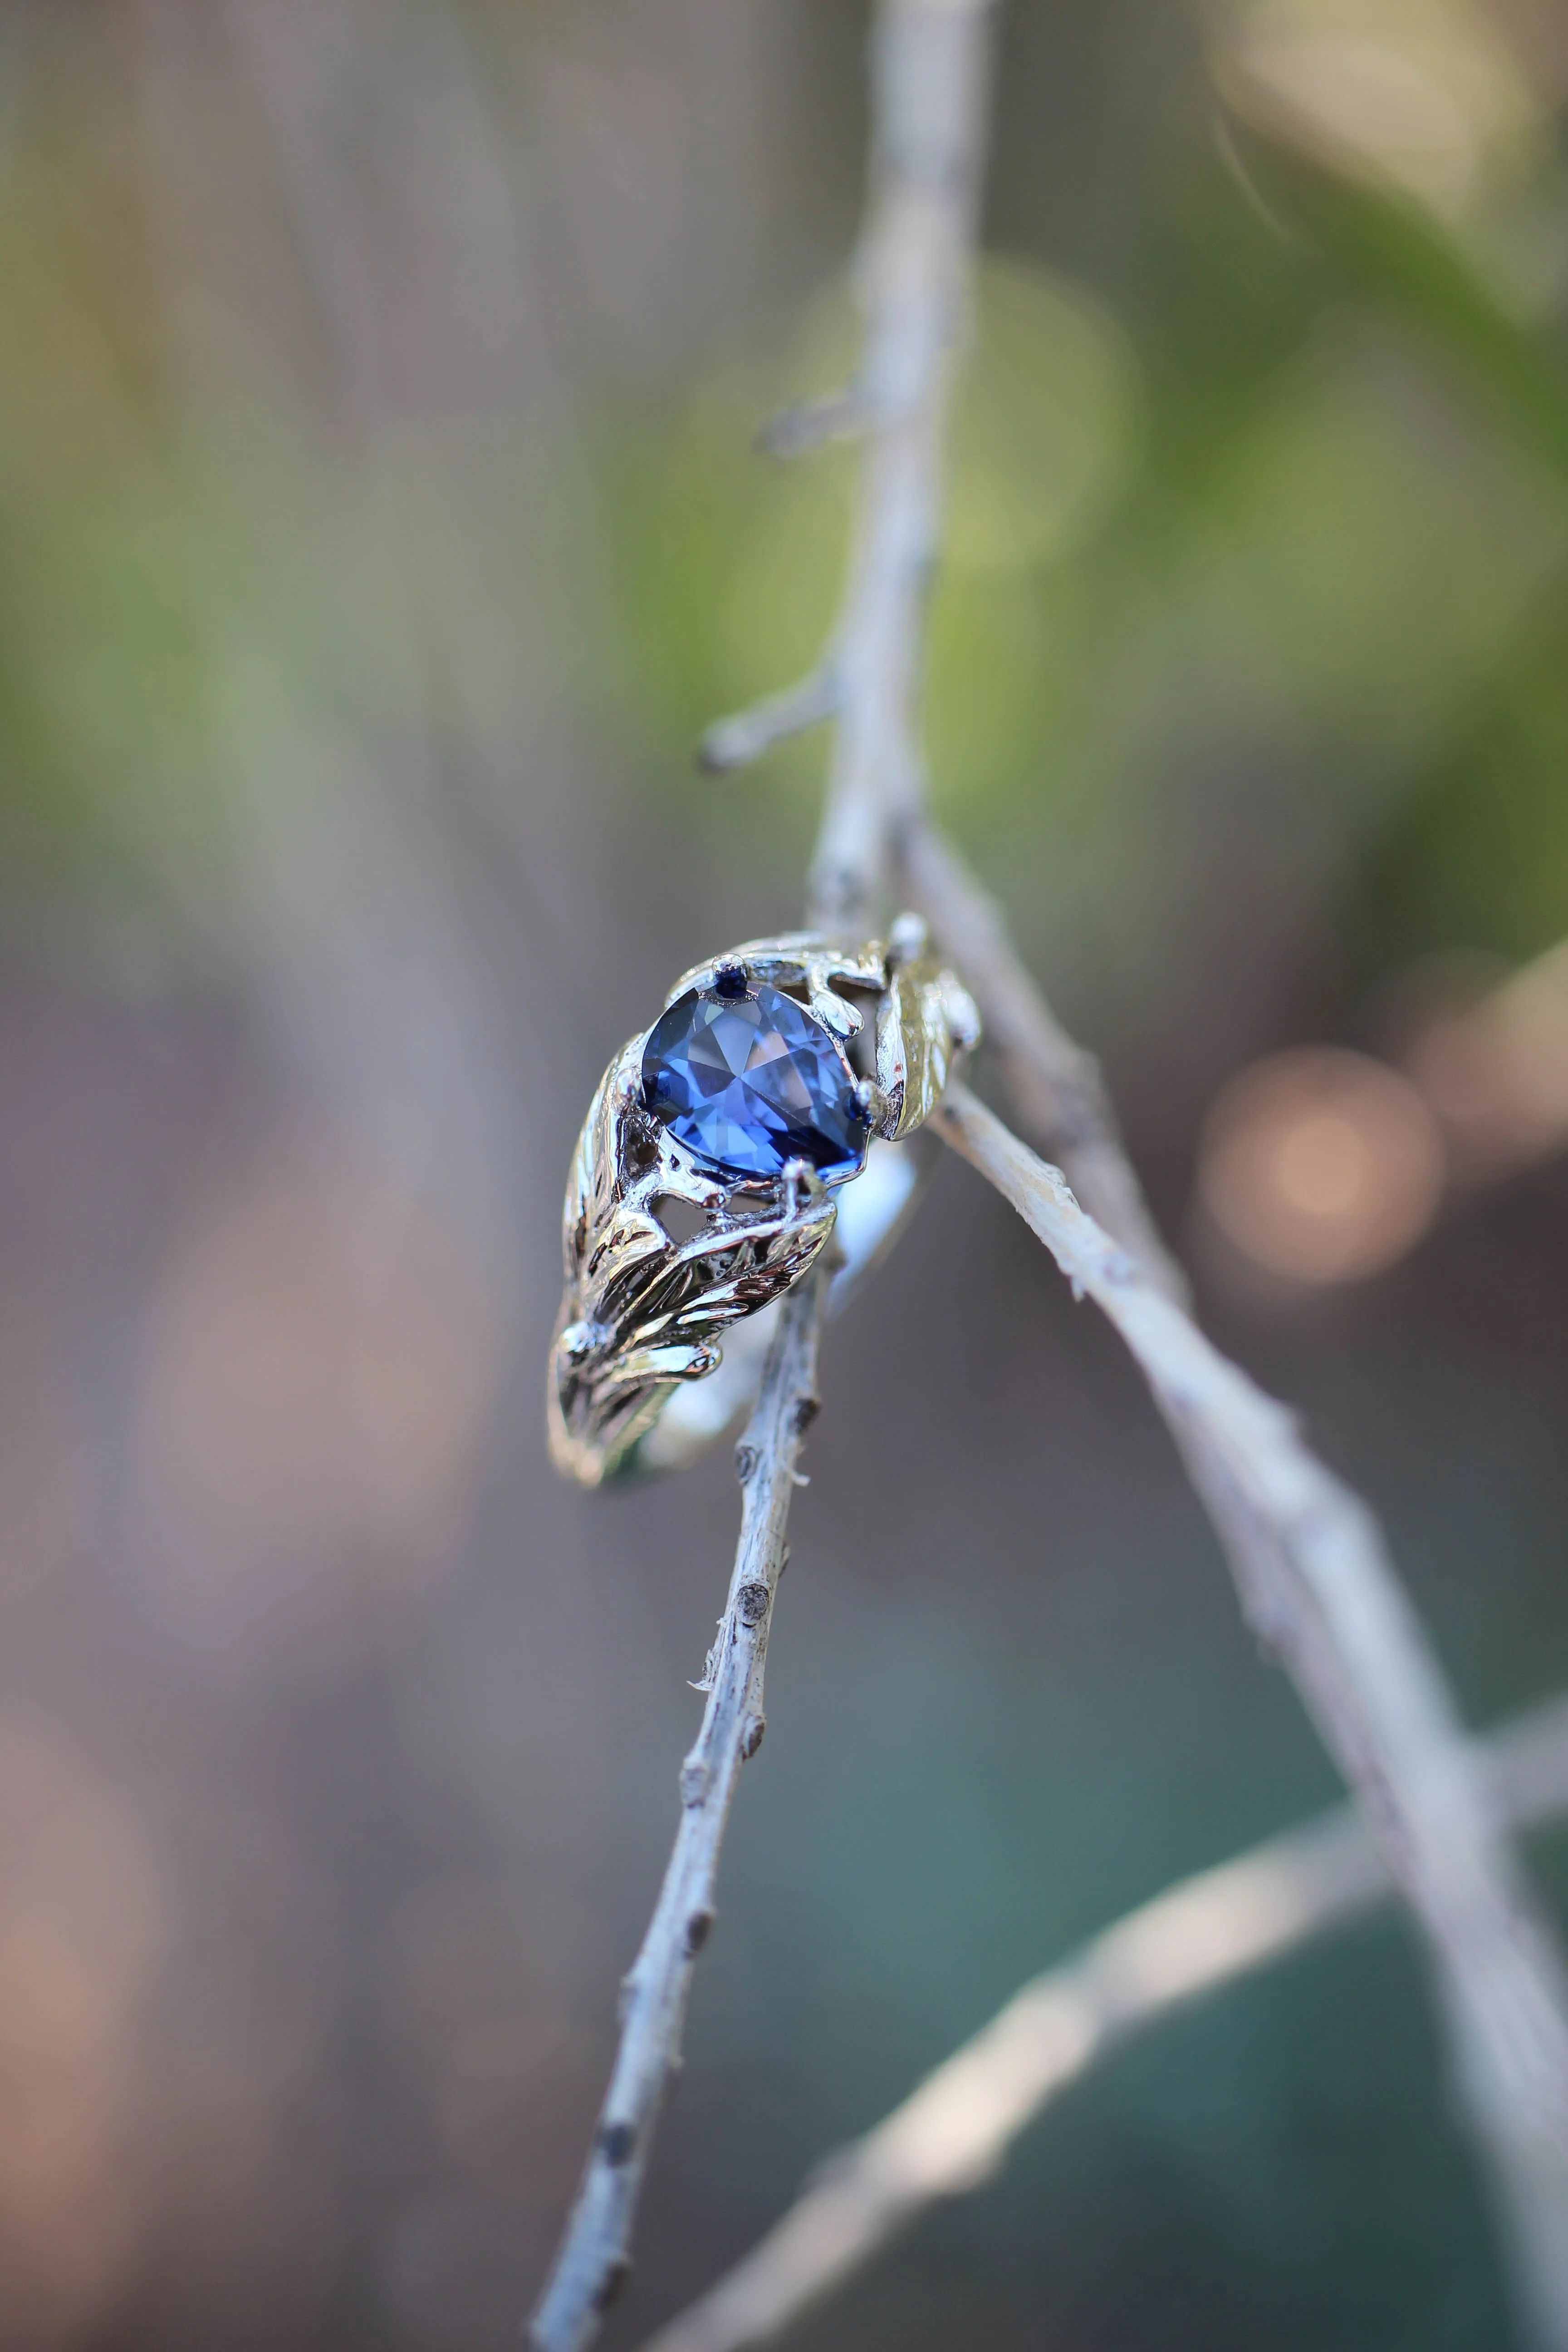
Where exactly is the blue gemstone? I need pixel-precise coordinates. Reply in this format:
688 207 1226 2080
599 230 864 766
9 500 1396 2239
641 983 868 1181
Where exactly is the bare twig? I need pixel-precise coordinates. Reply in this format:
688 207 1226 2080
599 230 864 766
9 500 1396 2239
534 5 997 2344
933 1082 1568 2348
710 0 995 933
639 1693 1568 2352
699 669 841 775
531 1276 824 2352
810 0 993 932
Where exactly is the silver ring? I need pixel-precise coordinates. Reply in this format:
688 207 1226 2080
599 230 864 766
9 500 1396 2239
548 916 979 1486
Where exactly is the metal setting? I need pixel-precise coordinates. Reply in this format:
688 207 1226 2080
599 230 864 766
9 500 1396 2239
549 918 979 1486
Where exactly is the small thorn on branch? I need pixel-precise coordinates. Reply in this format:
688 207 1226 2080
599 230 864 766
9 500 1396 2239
698 668 841 773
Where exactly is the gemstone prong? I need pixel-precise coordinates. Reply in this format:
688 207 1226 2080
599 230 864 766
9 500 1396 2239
808 988 863 1039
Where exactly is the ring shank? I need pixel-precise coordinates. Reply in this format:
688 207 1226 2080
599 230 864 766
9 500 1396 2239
629 1138 925 1476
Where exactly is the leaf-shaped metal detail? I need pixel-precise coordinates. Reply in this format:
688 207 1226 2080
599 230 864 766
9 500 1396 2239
875 954 980 1142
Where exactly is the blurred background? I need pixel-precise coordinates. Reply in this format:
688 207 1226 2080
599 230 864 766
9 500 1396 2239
1 1 1568 2346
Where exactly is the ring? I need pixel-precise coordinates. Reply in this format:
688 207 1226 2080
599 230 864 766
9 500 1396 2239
549 916 979 1486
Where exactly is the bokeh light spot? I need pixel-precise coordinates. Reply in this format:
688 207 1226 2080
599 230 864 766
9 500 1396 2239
1198 1046 1446 1282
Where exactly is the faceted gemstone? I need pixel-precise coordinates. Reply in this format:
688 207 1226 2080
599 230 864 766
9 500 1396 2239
641 983 868 1181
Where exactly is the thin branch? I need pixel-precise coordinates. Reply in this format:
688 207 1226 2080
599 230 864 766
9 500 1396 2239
900 817 1190 1304
699 669 841 776
934 1082 1568 2349
530 1275 824 2352
703 0 994 916
696 0 995 933
534 5 997 2343
806 54 985 919
809 0 994 934
638 1693 1568 2352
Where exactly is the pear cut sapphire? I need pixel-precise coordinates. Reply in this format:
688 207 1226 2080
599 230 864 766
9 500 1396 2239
641 983 868 1182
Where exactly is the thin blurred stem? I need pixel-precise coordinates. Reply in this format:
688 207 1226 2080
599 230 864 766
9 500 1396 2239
935 1083 1568 2351
805 0 990 934
638 1692 1568 2352
708 0 995 936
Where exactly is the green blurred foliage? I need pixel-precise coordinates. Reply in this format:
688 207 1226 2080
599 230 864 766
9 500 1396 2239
587 44 1568 1019
2 5 1568 1009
